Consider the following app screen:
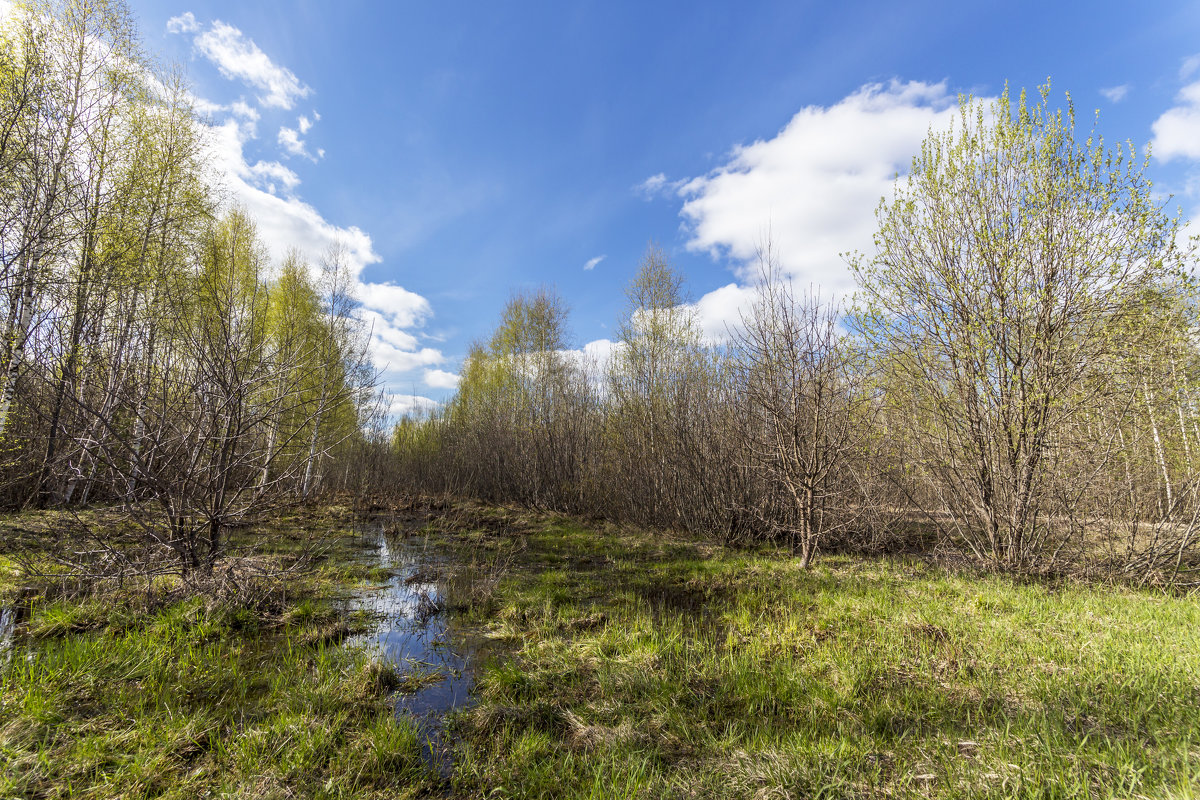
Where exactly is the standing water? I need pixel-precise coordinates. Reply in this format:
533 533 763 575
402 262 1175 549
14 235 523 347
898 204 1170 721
0 606 13 660
348 524 496 775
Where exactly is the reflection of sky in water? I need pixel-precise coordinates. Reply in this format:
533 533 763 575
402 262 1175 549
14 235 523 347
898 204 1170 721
348 527 492 775
0 607 13 656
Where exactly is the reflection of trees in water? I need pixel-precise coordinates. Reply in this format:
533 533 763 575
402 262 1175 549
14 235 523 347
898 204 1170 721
349 529 494 776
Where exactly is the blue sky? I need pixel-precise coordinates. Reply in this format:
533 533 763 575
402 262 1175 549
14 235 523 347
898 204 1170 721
129 0 1200 413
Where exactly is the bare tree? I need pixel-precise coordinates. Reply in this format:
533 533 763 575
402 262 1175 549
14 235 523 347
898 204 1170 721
733 244 861 566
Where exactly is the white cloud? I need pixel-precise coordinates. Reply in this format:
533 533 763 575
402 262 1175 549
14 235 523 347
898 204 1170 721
636 172 685 199
387 394 441 417
1182 54 1200 81
371 341 443 374
359 283 436 381
166 11 199 34
187 93 226 118
424 368 461 389
230 100 259 121
1152 73 1200 162
360 309 420 351
202 116 442 395
178 91 258 138
359 282 432 328
6 3 443 401
184 19 311 109
1150 63 1200 248
172 17 439 399
278 125 319 161
583 254 605 271
363 295 439 375
582 337 616 359
638 173 668 196
684 282 757 344
205 119 377 274
244 157 300 194
1100 84 1129 103
359 304 446 387
677 79 962 300
560 338 621 381
631 80 981 338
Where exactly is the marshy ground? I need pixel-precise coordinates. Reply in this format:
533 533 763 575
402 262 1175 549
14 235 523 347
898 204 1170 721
1 503 1198 798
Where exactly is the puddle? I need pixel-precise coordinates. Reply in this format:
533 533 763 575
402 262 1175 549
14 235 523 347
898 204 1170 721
347 525 496 777
0 607 13 660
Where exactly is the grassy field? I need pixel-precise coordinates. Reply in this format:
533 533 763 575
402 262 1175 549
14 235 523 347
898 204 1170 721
0 507 440 799
439 507 1200 799
2 503 1199 798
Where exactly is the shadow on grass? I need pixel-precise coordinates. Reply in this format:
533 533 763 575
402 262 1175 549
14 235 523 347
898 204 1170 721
451 515 1200 798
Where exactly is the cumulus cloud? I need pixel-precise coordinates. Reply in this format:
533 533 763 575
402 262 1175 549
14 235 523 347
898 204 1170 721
583 254 605 271
677 80 961 298
203 118 375 273
424 368 461 389
628 80 984 339
278 125 319 161
560 338 621 381
358 285 442 379
360 309 420 351
1100 84 1130 103
1150 61 1200 245
201 113 441 396
172 18 311 109
579 338 620 373
371 341 444 375
179 91 259 139
230 100 259 121
681 79 960 292
387 394 441 417
1152 75 1200 162
684 282 757 344
243 157 300 194
171 16 441 398
186 93 227 119
166 11 199 34
359 282 432 328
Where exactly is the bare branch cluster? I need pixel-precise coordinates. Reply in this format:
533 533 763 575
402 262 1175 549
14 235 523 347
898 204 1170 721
0 1 381 584
392 86 1200 586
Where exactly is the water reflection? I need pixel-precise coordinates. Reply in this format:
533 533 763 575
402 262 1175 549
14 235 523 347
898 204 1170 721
348 526 493 776
0 607 13 661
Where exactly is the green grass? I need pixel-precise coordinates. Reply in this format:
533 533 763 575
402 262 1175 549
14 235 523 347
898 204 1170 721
443 511 1200 799
3 503 1199 798
0 506 440 800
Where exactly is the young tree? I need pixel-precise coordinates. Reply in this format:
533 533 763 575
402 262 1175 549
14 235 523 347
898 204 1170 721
853 82 1194 570
299 242 374 499
733 244 861 567
608 245 705 526
0 0 143 446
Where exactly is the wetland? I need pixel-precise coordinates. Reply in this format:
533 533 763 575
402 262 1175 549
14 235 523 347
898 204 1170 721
1 502 1198 798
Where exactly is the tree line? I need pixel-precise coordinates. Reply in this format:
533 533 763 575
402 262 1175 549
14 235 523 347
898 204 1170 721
393 85 1200 587
0 0 381 578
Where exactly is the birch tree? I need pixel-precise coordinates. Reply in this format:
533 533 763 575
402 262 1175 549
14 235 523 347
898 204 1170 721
853 82 1194 570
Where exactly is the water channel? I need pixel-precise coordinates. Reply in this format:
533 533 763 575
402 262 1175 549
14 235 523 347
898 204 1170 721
346 523 497 776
